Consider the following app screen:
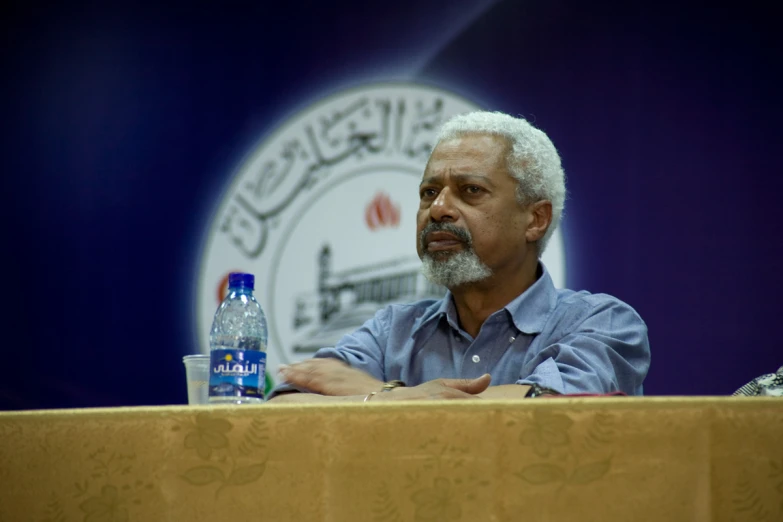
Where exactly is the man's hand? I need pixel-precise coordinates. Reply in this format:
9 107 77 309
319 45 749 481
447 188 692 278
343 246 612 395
373 374 492 401
279 358 384 396
478 384 532 399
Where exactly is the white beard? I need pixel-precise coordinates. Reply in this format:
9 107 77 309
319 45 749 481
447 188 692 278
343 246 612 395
420 249 492 288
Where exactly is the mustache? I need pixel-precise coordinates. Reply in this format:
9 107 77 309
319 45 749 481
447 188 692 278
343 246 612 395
419 222 473 251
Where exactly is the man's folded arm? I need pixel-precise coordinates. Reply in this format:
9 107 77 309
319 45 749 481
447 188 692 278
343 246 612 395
268 391 371 403
266 307 390 402
517 297 650 395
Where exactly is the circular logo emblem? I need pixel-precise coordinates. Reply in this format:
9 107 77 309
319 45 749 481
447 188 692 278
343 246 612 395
197 83 566 384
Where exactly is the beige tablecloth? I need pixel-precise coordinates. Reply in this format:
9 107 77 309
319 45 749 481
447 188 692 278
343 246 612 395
0 397 781 522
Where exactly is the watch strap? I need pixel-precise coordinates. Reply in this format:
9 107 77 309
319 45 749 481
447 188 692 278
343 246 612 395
381 380 406 392
525 383 560 398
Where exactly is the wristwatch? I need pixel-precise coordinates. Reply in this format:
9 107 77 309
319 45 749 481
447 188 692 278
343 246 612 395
525 383 560 398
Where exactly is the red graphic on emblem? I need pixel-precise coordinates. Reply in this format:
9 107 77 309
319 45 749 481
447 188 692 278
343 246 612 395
365 192 400 230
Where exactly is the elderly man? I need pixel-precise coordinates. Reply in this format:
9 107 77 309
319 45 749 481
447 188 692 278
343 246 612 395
268 111 650 402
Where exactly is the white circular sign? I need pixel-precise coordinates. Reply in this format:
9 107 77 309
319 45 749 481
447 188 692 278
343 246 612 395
197 83 567 385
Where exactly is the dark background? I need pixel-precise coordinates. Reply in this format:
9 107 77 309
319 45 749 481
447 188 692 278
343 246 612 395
2 0 780 410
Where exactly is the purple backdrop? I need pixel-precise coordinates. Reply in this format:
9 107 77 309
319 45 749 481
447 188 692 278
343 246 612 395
1 0 780 409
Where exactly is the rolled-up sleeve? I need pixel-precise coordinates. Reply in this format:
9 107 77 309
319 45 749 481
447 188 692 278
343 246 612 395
312 307 389 379
516 296 650 395
266 306 390 400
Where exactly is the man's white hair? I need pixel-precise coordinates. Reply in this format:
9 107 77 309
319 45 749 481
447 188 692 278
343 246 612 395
437 111 566 255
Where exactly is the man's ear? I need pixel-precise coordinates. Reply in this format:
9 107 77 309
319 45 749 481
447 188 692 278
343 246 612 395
525 200 552 243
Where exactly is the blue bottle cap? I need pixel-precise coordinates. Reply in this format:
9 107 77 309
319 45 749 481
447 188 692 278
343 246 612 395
228 272 255 289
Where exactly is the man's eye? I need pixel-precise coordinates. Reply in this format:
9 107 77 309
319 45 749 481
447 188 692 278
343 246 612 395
420 188 437 198
464 185 482 194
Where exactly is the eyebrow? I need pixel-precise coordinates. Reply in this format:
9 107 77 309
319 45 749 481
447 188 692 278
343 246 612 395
419 173 496 188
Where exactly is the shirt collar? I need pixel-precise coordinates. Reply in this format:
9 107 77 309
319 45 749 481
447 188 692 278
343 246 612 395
503 263 558 334
412 263 558 335
411 290 456 335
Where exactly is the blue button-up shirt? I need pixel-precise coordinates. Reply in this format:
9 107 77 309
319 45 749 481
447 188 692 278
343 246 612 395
271 265 650 397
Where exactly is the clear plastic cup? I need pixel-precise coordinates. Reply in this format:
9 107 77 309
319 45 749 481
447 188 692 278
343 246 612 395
183 354 211 405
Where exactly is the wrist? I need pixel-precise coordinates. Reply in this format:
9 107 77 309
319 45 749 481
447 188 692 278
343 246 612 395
524 383 560 398
364 380 407 402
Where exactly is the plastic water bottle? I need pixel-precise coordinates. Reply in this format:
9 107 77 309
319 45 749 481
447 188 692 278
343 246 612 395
208 272 268 404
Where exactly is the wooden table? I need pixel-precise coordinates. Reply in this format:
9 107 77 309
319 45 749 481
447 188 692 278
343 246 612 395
1 397 781 521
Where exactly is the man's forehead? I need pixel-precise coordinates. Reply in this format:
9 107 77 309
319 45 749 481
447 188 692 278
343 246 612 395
419 171 496 186
423 134 511 178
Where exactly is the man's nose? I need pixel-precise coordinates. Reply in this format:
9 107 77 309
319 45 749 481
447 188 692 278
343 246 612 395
430 187 458 222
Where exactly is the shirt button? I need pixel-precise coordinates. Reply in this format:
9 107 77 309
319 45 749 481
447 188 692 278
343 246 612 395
509 336 516 343
472 355 480 363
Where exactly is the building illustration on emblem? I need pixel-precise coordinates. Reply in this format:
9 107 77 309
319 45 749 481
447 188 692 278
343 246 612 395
290 244 444 353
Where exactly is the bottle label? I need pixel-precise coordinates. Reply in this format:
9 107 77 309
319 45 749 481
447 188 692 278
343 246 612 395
208 349 267 400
